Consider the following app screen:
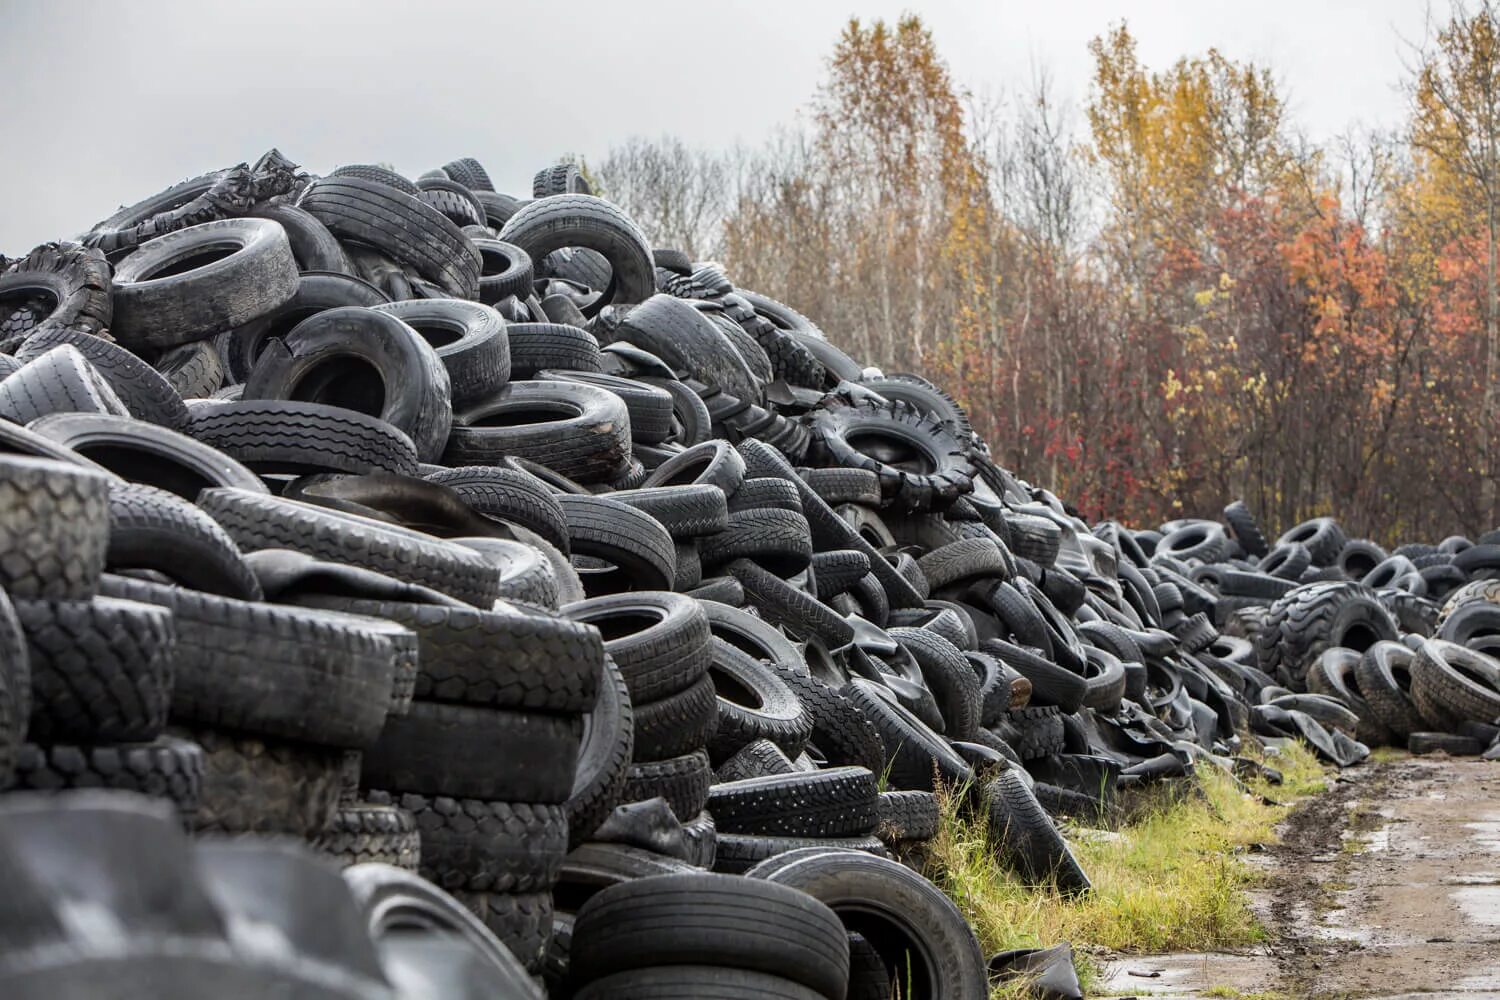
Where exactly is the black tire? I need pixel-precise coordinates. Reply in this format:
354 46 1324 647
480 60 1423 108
995 706 1066 759
0 241 112 343
979 768 1090 894
329 163 419 194
707 766 878 838
12 737 203 815
966 649 1013 725
153 338 224 399
801 467 882 506
0 344 129 423
574 966 823 1000
199 487 499 607
533 164 592 197
917 537 1009 591
632 671 719 760
220 269 392 383
842 678 970 792
17 328 189 430
747 846 988 1000
1157 521 1231 563
364 699 580 802
725 476 803 516
189 398 418 476
812 549 872 600
471 237 534 305
1354 641 1425 740
314 800 420 870
450 889 554 973
30 412 266 505
638 375 713 446
99 572 399 747
606 484 727 540
736 290 825 341
447 380 631 485
110 218 299 349
1276 518 1347 567
701 508 813 577
295 595 599 712
442 157 495 192
506 323 601 378
178 725 341 834
558 494 676 593
980 639 1087 714
499 195 650 318
811 396 975 512
771 665 886 774
570 872 849 999
642 439 746 494
371 299 510 410
300 177 480 298
1409 731 1486 755
243 305 451 463
104 482 259 598
0 453 110 600
378 792 566 894
417 182 486 228
714 834 889 875
876 789 940 842
726 558 854 648
542 371 674 445
14 594 173 744
1260 542 1312 581
890 626 981 740
564 592 712 703
706 638 812 759
1079 647 1127 712
620 749 712 818
1410 638 1500 724
246 201 352 273
424 464 571 553
604 295 762 404
1338 539 1390 579
568 653 635 846
1222 499 1269 558
1255 581 1398 688
716 737 798 782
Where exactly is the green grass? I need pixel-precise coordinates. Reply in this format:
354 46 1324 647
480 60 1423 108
926 742 1328 996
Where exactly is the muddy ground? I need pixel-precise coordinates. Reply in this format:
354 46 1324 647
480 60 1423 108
1098 755 1500 999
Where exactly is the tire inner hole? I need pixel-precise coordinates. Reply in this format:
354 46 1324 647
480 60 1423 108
144 241 241 280
847 430 934 474
289 357 386 415
469 401 581 427
709 665 763 709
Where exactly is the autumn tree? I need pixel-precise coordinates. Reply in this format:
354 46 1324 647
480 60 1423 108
1409 0 1500 525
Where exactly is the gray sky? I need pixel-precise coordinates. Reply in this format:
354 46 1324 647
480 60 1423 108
1 0 1433 251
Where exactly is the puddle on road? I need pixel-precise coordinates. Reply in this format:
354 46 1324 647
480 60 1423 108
1464 812 1500 853
1450 885 1500 926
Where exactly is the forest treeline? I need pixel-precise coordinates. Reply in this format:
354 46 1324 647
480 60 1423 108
586 4 1500 544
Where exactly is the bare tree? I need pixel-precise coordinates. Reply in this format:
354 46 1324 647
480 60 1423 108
591 136 731 258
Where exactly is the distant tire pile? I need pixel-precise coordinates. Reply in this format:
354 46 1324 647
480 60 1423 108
0 148 1495 997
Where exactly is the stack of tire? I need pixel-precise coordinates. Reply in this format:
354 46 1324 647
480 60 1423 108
292 558 605 974
0 449 203 815
562 591 718 862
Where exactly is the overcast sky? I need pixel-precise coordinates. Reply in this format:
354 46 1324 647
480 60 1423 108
0 0 1435 251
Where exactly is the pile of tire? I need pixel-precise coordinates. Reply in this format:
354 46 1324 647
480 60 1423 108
1138 509 1500 760
0 150 1494 998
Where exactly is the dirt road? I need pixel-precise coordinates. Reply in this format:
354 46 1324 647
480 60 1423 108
1099 755 1500 998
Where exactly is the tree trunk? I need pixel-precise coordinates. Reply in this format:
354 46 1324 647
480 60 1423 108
1484 196 1499 529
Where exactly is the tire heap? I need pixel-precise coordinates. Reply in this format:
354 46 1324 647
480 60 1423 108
0 150 1496 997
